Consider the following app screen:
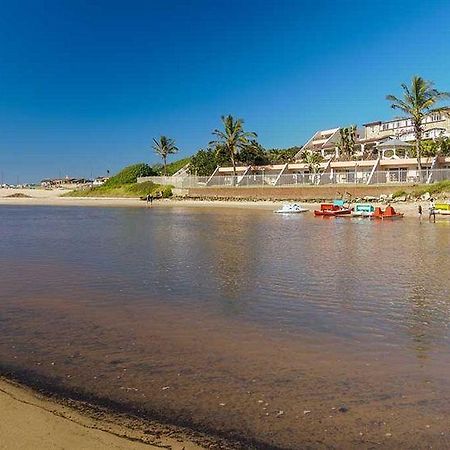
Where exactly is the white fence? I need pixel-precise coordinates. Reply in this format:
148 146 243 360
138 168 450 188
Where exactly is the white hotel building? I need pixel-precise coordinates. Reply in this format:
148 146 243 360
209 108 450 186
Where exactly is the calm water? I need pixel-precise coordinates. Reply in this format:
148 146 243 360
1 205 450 449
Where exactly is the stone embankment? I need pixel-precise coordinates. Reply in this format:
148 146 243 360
184 185 445 203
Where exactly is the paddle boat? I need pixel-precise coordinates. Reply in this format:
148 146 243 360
435 203 450 215
314 199 352 217
352 203 375 218
274 203 308 214
371 205 404 220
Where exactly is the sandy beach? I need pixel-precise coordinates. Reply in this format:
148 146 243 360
0 188 278 209
0 187 439 216
0 377 208 450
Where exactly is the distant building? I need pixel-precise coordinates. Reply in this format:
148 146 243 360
363 109 450 142
138 109 450 188
294 108 450 162
295 127 365 160
210 109 450 186
40 176 93 188
92 176 109 186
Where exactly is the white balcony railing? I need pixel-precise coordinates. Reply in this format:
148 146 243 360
138 168 450 189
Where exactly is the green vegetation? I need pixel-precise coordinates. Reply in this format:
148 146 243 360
265 147 300 163
386 76 449 173
337 126 357 160
421 136 450 157
189 148 222 176
152 157 191 176
65 163 172 198
392 189 408 199
211 115 257 176
237 140 268 165
300 150 323 173
65 181 171 198
188 145 300 176
152 136 179 175
389 181 450 199
412 180 450 197
103 163 156 186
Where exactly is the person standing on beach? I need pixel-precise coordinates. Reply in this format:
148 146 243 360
429 198 436 222
146 193 153 207
418 204 422 221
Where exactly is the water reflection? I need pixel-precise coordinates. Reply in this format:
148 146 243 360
2 205 450 448
1 206 450 346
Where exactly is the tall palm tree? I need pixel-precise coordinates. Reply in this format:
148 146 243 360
386 76 449 175
301 150 323 173
336 126 357 160
300 150 323 184
211 115 257 177
152 136 178 176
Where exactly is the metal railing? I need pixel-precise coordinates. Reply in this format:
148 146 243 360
138 168 450 188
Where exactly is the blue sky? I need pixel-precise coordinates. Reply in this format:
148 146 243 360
1 0 450 183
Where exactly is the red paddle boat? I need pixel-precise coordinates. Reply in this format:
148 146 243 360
371 205 404 220
314 201 352 217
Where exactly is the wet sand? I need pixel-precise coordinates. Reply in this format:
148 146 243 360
0 377 204 450
3 289 450 450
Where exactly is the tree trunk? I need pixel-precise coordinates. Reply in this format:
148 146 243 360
415 125 423 181
230 147 237 186
164 156 167 176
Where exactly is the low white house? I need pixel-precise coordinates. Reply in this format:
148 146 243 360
93 176 109 186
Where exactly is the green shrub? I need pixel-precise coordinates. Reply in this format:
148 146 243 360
152 158 190 176
165 158 190 176
392 189 407 199
125 181 158 196
104 163 156 187
63 181 168 198
413 180 450 197
161 186 173 198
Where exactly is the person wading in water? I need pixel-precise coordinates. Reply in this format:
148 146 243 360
429 198 436 223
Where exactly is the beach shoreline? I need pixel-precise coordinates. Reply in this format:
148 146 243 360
0 374 236 450
1 189 449 449
0 187 441 216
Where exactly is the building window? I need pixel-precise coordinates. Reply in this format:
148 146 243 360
430 113 441 122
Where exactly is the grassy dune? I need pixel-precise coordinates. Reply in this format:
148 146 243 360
412 180 450 197
163 157 190 175
393 180 450 199
64 163 172 198
64 181 172 198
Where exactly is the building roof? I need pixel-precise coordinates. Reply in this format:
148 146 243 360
362 120 382 127
376 138 413 148
363 107 450 127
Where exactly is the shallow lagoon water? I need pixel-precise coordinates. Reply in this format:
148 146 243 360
1 205 450 448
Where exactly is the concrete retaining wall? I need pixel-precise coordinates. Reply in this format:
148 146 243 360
187 184 416 201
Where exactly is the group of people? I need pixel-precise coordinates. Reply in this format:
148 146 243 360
418 198 437 222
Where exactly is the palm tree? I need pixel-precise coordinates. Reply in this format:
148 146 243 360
301 150 323 175
386 76 449 175
336 126 357 160
152 136 178 176
211 115 257 177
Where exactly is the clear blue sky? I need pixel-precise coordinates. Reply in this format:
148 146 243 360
1 0 450 183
